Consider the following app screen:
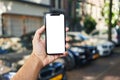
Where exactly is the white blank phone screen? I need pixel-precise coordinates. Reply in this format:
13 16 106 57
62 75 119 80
46 14 65 54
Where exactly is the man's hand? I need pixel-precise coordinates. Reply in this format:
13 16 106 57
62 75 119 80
32 26 69 66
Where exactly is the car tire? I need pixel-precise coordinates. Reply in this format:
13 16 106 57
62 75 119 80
63 50 76 70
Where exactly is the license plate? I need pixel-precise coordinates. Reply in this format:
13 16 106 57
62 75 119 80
50 74 63 80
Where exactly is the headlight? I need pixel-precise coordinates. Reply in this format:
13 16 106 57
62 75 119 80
70 47 85 53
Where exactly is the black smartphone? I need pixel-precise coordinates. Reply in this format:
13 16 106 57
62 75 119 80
45 11 66 55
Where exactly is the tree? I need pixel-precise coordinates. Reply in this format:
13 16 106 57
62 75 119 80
102 0 119 27
84 15 96 33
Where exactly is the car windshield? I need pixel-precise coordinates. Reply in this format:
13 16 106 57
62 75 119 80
90 28 117 36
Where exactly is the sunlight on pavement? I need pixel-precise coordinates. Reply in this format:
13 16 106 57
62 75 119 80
83 76 95 80
103 76 120 80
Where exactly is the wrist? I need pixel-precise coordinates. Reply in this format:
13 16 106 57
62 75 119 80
31 53 44 68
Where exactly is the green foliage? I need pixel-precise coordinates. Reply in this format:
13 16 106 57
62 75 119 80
84 15 97 33
102 1 119 27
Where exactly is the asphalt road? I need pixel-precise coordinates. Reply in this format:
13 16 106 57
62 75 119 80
66 47 120 80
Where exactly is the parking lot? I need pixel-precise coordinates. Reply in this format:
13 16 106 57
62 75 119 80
66 47 120 80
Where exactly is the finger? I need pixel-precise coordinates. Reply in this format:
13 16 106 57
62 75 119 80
65 43 70 49
66 27 69 32
66 36 70 42
33 26 45 41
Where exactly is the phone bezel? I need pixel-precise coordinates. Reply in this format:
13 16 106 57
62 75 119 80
44 12 66 55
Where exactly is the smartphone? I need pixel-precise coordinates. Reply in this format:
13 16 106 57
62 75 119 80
45 12 66 54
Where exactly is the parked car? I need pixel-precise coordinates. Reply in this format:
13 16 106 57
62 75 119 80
96 40 115 56
81 38 115 56
54 50 76 70
0 59 14 80
0 35 25 54
67 32 88 45
55 45 99 70
20 31 45 50
1 61 67 80
90 29 118 46
55 47 91 70
69 47 92 66
67 32 115 57
17 54 67 80
39 62 67 80
82 46 99 60
70 45 99 61
20 32 35 50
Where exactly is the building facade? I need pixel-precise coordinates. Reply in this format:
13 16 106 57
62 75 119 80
0 0 50 36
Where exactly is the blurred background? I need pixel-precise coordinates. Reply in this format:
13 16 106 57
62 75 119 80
0 0 120 80
0 0 119 36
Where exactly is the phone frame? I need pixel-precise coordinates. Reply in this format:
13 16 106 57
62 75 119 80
44 12 66 55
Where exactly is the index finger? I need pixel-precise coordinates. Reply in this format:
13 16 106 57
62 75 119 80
66 27 69 32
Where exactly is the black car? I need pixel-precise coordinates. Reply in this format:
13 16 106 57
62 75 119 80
39 62 67 80
70 45 99 61
20 32 35 50
69 47 91 66
69 45 99 66
54 45 99 71
83 46 99 60
1 62 67 80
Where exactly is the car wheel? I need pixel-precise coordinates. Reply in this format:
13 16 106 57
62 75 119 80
63 51 75 70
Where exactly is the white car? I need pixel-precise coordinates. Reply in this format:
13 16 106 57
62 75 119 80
95 40 115 56
90 29 118 46
67 32 115 56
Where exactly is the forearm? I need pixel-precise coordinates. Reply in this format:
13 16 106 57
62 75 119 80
11 53 43 80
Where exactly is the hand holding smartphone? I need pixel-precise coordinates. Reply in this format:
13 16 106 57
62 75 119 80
45 9 66 55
